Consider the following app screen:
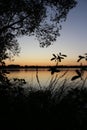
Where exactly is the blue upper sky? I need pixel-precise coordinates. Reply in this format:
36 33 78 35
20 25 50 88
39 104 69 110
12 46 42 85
6 0 87 66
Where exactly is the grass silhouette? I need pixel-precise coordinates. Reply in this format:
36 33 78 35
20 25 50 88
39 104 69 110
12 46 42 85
0 75 87 130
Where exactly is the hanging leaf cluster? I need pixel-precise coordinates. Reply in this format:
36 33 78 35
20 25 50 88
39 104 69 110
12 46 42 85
51 52 67 62
77 53 87 62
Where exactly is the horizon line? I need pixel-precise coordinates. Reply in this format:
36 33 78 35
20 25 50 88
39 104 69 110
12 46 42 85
1 64 87 68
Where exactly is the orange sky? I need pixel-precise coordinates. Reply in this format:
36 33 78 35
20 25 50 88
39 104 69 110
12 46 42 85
6 55 86 66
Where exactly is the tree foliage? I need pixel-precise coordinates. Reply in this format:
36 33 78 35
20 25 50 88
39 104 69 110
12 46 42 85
0 0 77 63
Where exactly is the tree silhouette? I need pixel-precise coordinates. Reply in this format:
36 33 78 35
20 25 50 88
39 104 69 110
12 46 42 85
0 0 77 64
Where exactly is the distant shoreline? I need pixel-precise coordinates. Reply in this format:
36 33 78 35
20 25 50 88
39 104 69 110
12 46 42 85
0 65 87 69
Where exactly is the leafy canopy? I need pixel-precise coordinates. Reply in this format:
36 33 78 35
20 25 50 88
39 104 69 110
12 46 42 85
0 0 77 64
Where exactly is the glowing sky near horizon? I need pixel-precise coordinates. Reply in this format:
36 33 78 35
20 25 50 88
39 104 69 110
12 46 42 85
6 0 87 66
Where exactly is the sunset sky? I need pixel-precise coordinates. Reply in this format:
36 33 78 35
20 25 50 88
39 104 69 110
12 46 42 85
6 0 87 66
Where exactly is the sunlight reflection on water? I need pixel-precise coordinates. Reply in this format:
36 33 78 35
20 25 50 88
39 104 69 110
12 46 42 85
7 68 87 88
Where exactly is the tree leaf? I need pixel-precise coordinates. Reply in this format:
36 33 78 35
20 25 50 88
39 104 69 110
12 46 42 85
51 58 55 61
79 56 85 59
53 54 56 58
77 58 81 62
59 52 61 55
60 56 64 59
57 56 60 62
61 54 67 57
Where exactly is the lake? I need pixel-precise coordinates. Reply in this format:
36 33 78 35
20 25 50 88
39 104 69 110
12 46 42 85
6 68 87 89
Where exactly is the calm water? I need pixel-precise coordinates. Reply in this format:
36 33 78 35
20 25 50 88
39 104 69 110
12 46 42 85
6 68 87 88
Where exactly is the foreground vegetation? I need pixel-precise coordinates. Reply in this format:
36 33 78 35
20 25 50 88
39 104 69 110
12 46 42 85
0 75 87 130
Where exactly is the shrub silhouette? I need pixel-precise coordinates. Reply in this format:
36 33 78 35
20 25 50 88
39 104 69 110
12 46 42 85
0 75 87 130
71 53 87 81
71 69 84 81
50 52 67 74
77 53 87 62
